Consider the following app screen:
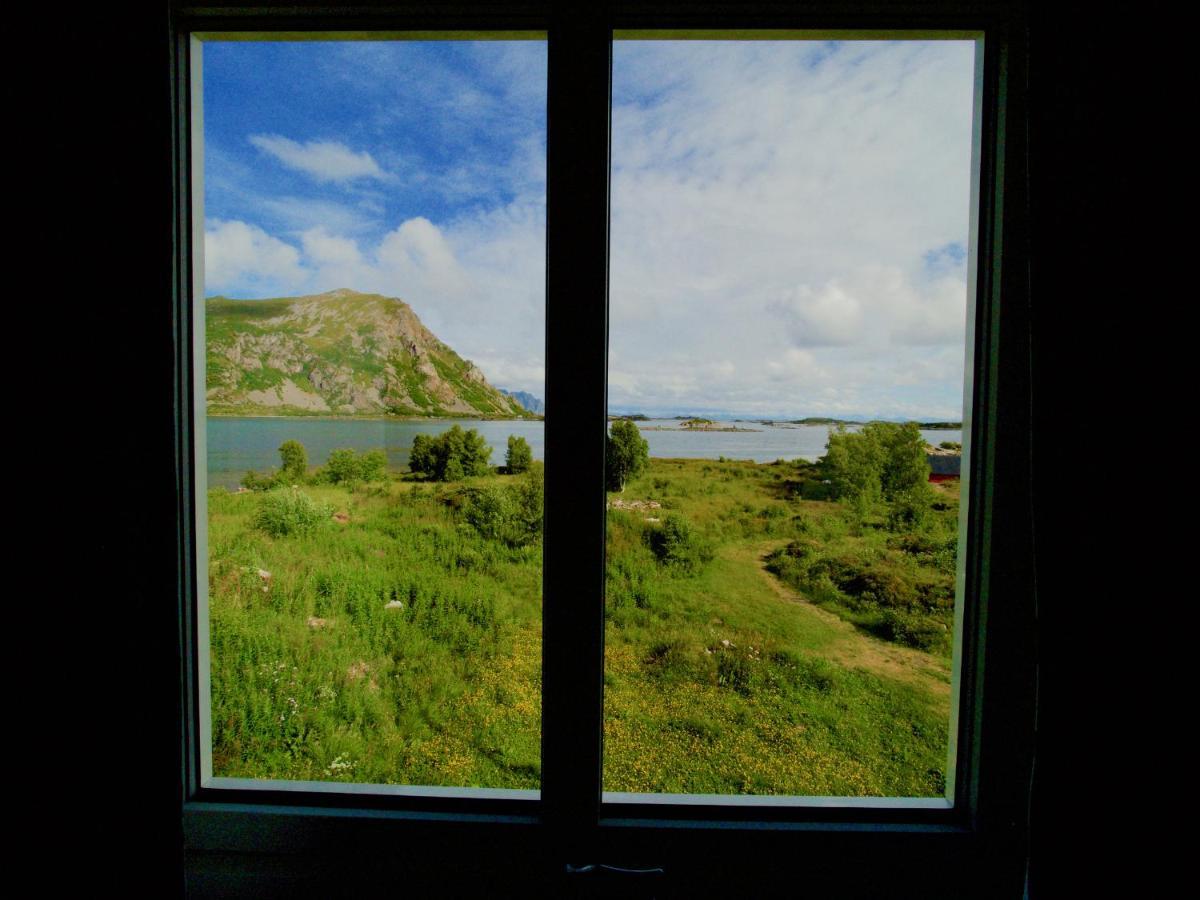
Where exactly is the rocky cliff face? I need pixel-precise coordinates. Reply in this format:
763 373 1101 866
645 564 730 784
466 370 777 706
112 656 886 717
206 288 527 418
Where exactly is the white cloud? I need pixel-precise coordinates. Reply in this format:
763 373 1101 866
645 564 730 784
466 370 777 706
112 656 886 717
203 210 548 398
301 228 362 267
249 134 390 183
204 220 307 295
605 39 977 417
257 196 380 235
771 282 864 347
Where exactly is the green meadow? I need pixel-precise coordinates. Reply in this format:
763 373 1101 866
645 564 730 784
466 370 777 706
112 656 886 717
208 454 957 796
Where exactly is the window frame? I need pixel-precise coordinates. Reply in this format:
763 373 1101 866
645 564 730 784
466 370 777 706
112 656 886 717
173 2 1036 895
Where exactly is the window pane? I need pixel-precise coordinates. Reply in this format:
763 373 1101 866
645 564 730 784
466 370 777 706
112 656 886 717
197 38 546 791
604 37 976 798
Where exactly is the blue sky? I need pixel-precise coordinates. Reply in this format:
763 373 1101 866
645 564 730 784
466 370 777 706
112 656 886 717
203 38 975 419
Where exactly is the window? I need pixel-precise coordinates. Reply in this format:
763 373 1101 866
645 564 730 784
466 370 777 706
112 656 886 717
169 3 1037 895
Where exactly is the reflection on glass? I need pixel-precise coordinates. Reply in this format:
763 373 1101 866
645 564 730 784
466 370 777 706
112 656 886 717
603 38 975 797
199 39 546 789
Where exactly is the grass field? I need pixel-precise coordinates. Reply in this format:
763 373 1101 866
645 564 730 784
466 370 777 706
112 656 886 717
207 456 957 796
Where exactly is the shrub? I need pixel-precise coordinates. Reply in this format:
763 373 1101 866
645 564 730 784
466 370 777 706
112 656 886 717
278 440 308 481
320 447 388 484
407 426 492 481
465 486 517 543
887 486 934 531
506 435 533 474
876 609 949 653
716 650 752 695
822 422 930 507
240 469 279 492
647 514 712 573
254 487 332 537
515 461 544 536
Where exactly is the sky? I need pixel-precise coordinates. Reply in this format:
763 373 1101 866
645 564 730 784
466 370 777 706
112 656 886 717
202 38 976 420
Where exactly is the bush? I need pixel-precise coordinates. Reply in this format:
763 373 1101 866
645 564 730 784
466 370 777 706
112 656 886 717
278 440 308 481
464 463 543 546
240 469 279 492
254 487 332 537
320 447 388 484
506 435 533 474
822 422 930 507
515 461 544 536
876 609 949 653
407 426 492 481
647 514 712 573
716 649 753 695
465 486 511 540
887 486 934 531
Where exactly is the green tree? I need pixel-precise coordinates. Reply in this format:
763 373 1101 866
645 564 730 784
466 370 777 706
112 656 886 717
409 434 434 476
278 440 308 481
506 435 533 474
874 422 931 499
824 425 884 509
407 426 493 481
822 422 930 509
606 419 649 492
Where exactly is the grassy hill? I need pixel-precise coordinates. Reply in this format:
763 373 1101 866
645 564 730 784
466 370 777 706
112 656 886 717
206 289 527 418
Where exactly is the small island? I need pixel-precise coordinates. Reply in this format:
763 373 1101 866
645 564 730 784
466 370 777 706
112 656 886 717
641 417 760 432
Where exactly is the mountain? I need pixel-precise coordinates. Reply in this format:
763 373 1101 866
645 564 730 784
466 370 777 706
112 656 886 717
500 389 544 415
205 289 528 418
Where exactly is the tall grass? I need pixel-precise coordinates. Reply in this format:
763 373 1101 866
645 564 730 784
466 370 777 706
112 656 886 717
208 457 957 797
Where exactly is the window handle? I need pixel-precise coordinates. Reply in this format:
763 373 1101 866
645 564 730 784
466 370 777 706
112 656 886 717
565 863 666 876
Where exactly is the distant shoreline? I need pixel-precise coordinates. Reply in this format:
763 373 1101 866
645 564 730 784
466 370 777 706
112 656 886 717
609 414 963 430
207 411 542 423
640 425 760 433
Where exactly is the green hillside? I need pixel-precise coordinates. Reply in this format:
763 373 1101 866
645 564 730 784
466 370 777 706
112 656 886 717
206 289 528 419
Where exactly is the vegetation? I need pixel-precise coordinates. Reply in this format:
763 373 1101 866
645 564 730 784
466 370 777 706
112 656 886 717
317 448 388 485
606 419 650 492
408 426 493 481
279 440 308 481
823 422 931 511
253 487 333 538
506 435 533 474
210 439 956 796
206 291 526 418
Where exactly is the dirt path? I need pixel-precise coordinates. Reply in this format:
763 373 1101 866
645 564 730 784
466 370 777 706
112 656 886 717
733 541 952 711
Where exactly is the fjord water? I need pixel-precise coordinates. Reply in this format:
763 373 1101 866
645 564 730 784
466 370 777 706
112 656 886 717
205 417 961 488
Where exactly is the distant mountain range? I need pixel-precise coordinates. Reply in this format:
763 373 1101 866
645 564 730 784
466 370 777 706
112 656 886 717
500 389 544 415
205 288 529 418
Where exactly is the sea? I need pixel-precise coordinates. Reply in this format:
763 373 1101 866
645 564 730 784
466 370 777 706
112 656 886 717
204 416 962 490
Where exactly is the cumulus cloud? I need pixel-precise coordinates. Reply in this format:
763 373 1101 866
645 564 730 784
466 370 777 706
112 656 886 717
204 220 307 295
606 39 977 417
249 135 390 183
203 210 548 397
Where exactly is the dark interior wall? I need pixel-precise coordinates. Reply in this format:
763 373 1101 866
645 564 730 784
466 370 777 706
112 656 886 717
22 2 1156 895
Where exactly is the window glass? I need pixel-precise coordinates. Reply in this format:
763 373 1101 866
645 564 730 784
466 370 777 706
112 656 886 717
603 37 976 798
196 38 547 790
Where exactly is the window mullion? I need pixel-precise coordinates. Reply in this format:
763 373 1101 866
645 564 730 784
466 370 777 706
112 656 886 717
541 15 612 841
